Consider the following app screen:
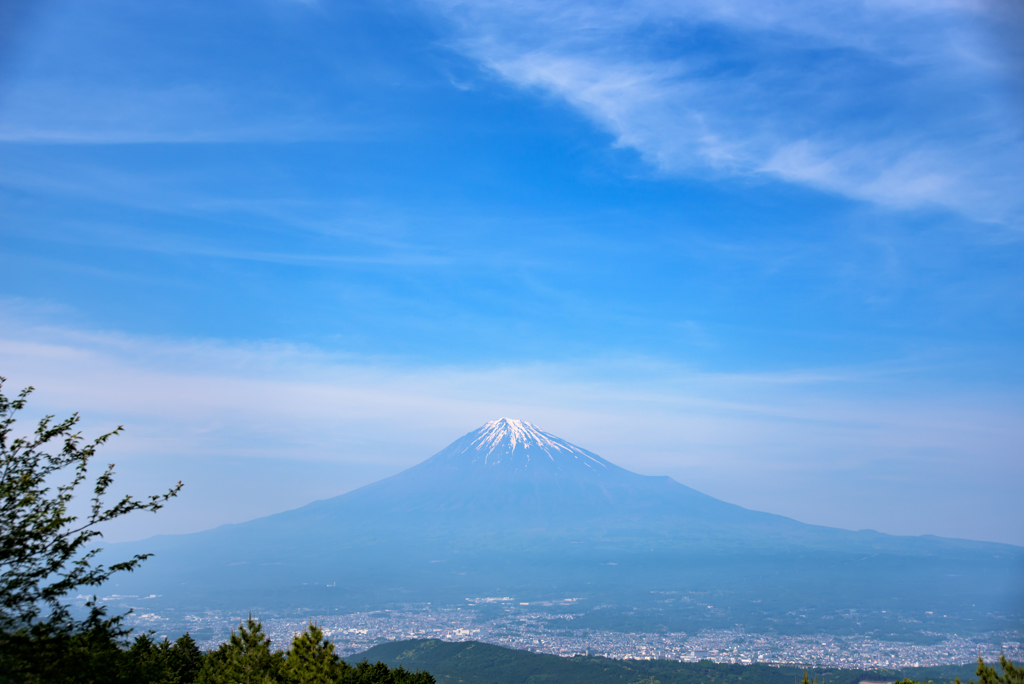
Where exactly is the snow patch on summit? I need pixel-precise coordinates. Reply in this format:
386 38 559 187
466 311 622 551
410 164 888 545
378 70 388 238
473 418 572 458
462 418 608 470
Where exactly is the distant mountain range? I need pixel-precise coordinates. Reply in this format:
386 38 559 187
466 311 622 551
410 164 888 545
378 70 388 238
110 419 1024 634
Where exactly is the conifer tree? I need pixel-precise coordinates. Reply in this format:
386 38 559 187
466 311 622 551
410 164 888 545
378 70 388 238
387 664 436 684
285 623 346 684
348 661 396 684
344 660 436 684
198 617 284 684
958 654 1024 684
168 632 205 683
121 632 172 682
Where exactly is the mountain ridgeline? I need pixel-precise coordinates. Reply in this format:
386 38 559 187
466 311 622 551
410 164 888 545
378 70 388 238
112 419 1023 634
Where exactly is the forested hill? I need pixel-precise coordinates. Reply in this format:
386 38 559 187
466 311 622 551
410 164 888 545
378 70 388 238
346 639 980 684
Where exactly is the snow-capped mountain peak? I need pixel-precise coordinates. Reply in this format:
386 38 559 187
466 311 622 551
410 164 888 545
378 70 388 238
427 418 613 474
473 418 573 456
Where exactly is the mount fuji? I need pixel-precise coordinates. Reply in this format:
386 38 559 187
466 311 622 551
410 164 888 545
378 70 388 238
110 419 1023 633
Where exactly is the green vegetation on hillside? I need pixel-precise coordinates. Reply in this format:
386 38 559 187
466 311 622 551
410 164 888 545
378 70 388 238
350 639 1012 684
197 618 434 684
1 615 437 684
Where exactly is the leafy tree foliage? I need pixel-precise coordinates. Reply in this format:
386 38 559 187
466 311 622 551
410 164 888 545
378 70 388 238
0 378 182 632
0 609 127 684
0 377 182 683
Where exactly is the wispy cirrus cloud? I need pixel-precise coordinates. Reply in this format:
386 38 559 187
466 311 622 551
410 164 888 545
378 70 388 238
424 0 1024 225
5 0 1019 224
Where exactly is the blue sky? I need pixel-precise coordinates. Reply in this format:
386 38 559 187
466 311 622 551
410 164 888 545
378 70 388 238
1 0 1022 544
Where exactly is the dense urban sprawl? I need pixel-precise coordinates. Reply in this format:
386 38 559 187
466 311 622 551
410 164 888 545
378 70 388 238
121 601 1022 669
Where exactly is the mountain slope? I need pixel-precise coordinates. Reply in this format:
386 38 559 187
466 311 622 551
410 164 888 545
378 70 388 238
291 418 803 530
108 419 1024 632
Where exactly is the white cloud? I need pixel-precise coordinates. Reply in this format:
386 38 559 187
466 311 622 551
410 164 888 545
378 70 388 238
425 0 1024 224
6 0 1019 223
